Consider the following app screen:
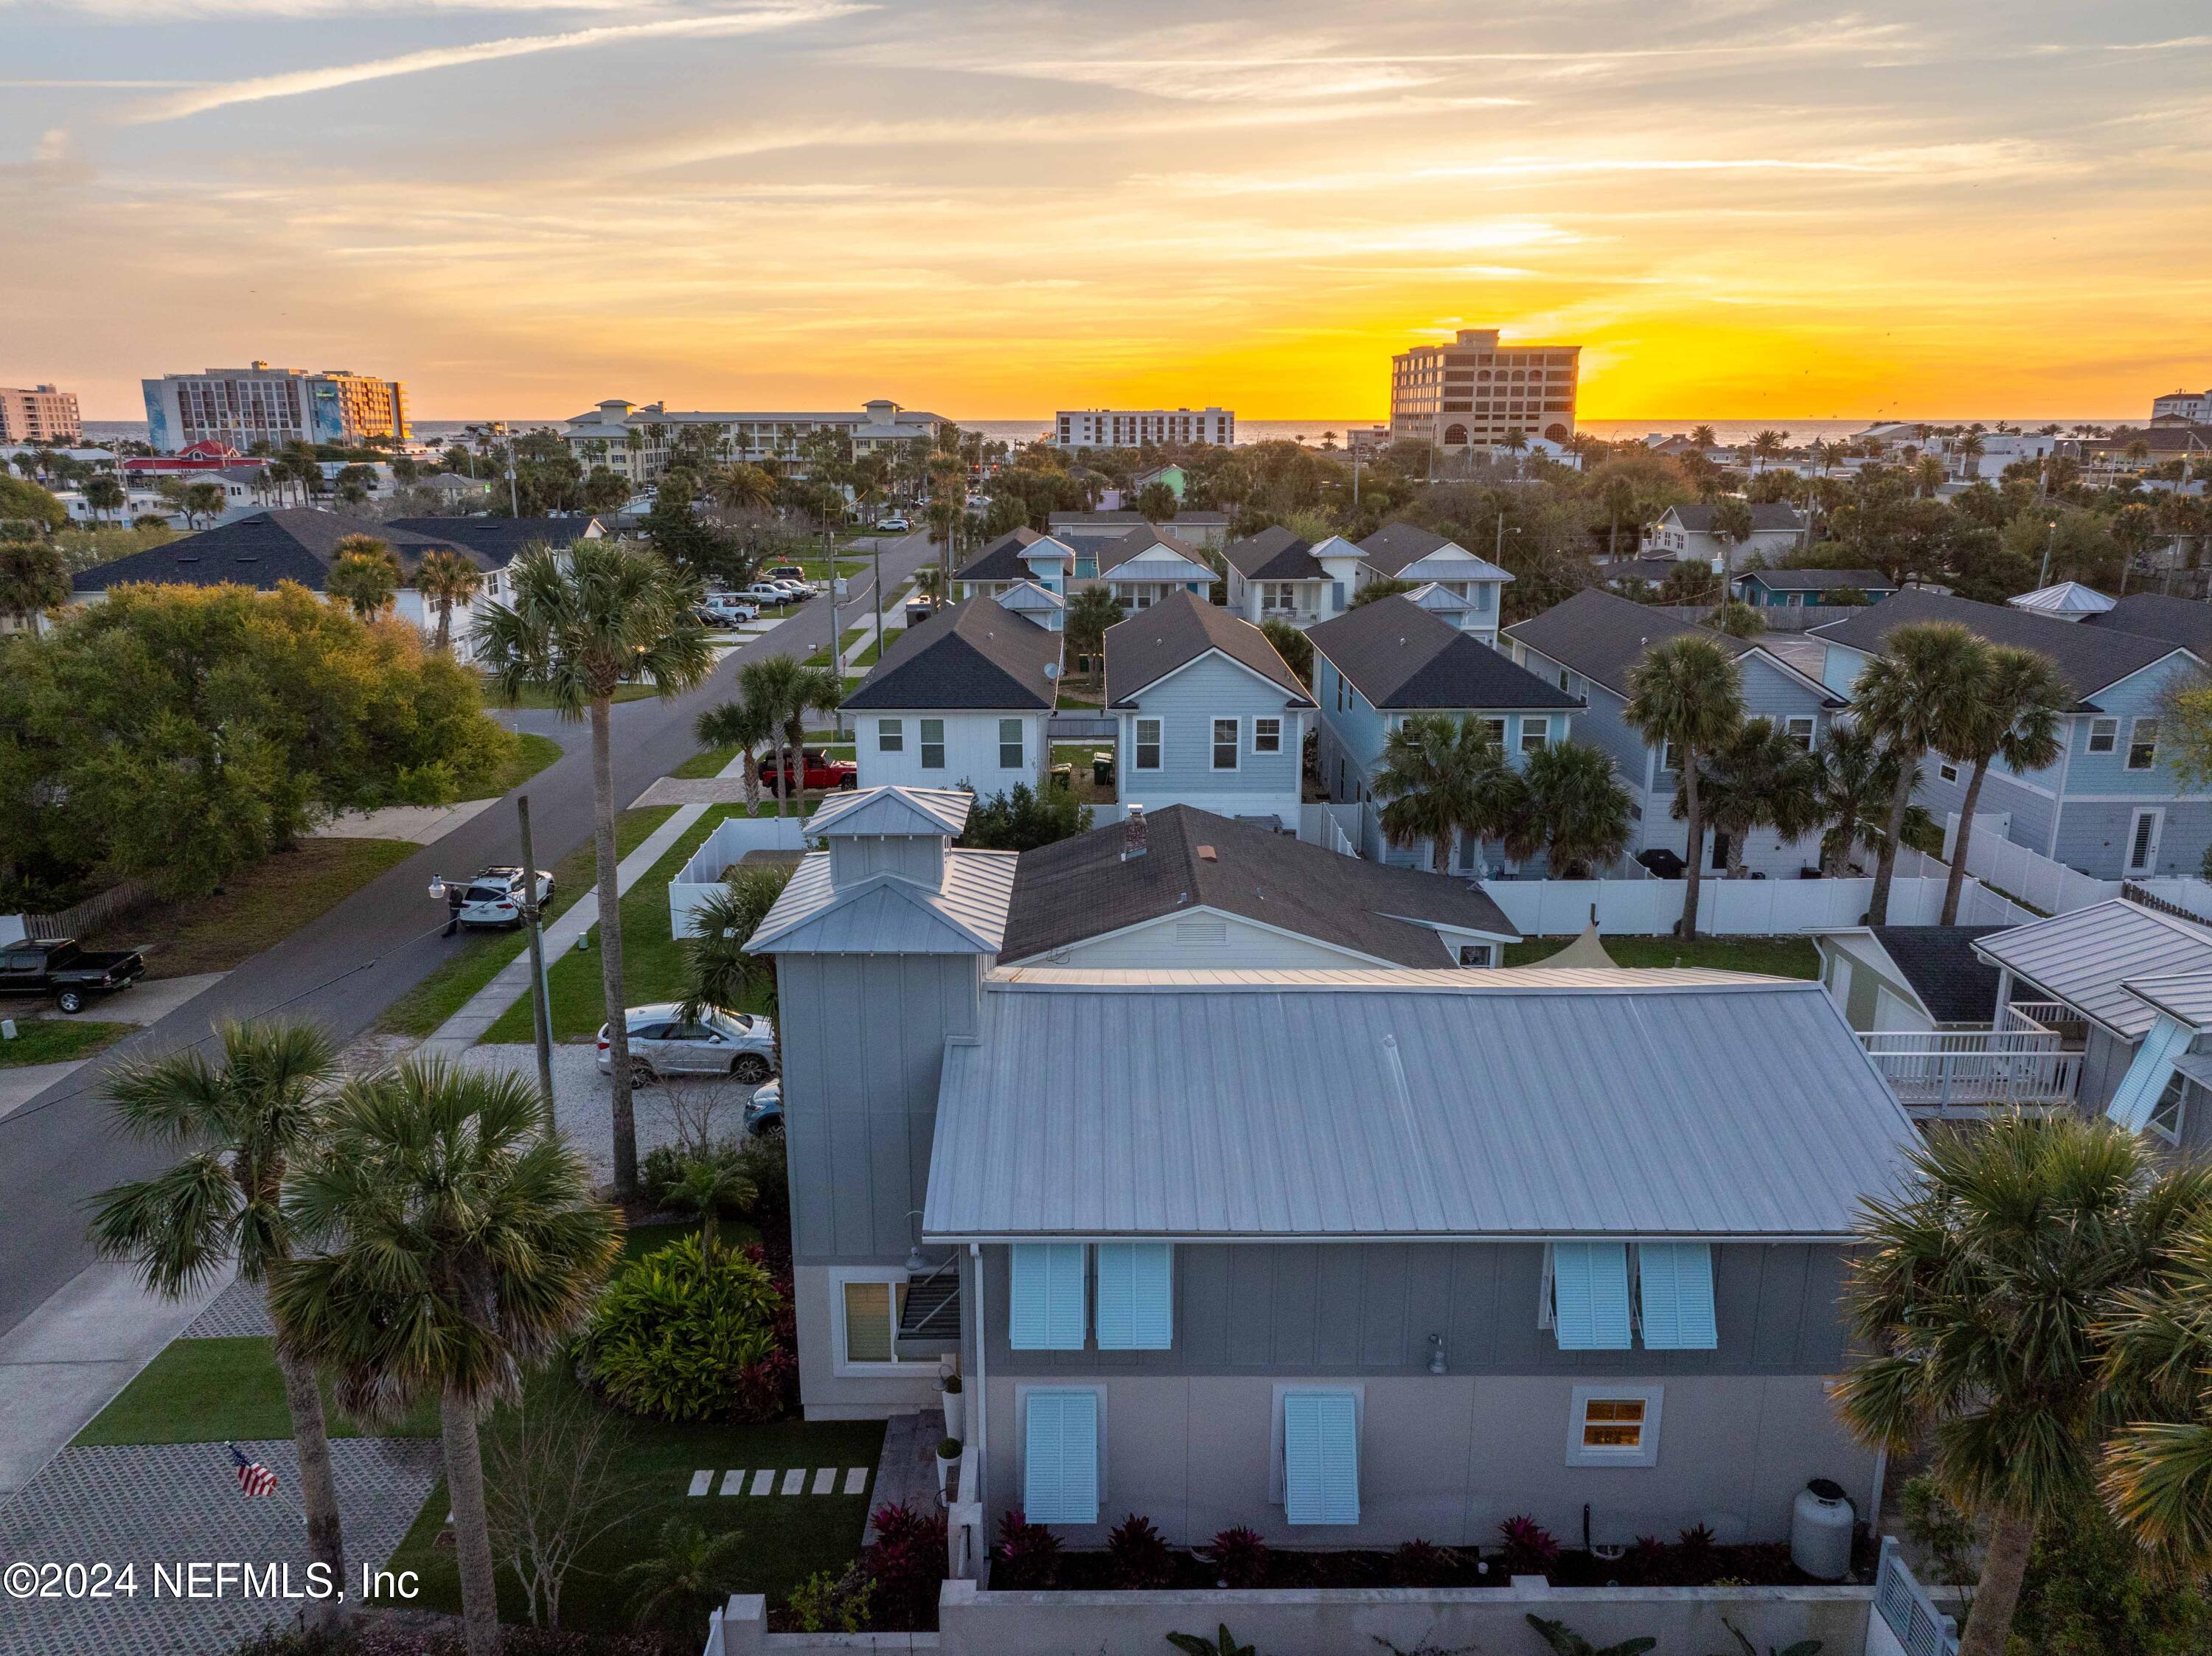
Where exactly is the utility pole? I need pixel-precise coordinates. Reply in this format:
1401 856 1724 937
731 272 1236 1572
515 793 555 1122
2039 519 2056 588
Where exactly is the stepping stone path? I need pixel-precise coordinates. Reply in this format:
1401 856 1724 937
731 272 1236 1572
686 1467 869 1497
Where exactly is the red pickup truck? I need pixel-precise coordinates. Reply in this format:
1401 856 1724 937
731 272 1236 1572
764 748 858 795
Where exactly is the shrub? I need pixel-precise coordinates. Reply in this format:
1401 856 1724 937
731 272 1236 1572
958 781 1092 852
1202 1525 1270 1589
577 1234 786 1421
1498 1514 1560 1575
992 1509 1062 1588
1388 1538 1451 1587
738 1130 790 1229
1624 1535 1666 1585
1674 1522 1717 1579
1107 1512 1175 1589
787 1567 874 1634
864 1503 949 1627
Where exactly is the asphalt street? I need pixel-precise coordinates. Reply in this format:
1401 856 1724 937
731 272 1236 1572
0 530 938 1334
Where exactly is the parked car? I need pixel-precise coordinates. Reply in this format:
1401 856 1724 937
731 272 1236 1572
764 748 858 795
765 566 822 591
697 596 758 626
596 1003 776 1084
0 935 146 1015
874 514 911 532
454 866 554 930
736 583 795 608
742 1077 783 1135
764 579 813 601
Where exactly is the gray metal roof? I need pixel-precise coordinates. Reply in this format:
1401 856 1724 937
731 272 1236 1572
1315 596 1580 710
1974 900 2212 1039
1104 590 1313 707
841 599 1062 712
1811 589 2187 706
809 785 972 838
2124 970 2212 1031
749 848 1017 956
923 970 1917 1241
1097 526 1208 574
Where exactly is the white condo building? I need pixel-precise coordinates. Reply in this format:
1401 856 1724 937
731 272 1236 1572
2152 389 2212 424
1053 408 1235 448
562 397 942 483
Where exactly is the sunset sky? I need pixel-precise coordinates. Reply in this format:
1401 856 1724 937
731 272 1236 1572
4 1 2210 422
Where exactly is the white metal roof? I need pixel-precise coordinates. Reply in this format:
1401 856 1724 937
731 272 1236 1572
748 849 1015 955
1975 900 2212 1039
2124 970 2212 1031
807 785 972 839
924 970 1916 1242
2007 581 2115 616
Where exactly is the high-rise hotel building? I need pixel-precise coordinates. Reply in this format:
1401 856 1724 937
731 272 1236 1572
0 384 83 445
142 363 409 453
1390 329 1579 450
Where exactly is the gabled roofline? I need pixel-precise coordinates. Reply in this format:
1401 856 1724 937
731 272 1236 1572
749 862 1004 955
1107 643 1318 709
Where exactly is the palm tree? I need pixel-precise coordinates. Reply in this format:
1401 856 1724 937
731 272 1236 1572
474 540 714 1197
668 1155 757 1256
2101 1225 2212 1567
1913 453 1947 498
680 865 794 1080
1371 714 1516 874
414 549 482 653
1498 427 1528 476
1939 646 2068 922
325 537 402 619
273 1060 622 1656
83 472 125 523
1682 717 1823 878
1688 425 1717 451
1598 474 1638 560
1812 718 1915 877
0 538 68 631
694 692 778 812
785 664 846 802
1706 497 1755 599
712 462 776 514
1506 740 1632 877
708 655 804 818
1834 1113 2212 1656
1748 430 1785 472
1623 636 1744 939
1065 587 1123 685
1852 622 1988 925
619 1518 751 1634
88 1022 349 1624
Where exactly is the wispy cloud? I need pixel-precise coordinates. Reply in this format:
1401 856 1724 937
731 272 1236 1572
0 78 209 87
128 2 866 122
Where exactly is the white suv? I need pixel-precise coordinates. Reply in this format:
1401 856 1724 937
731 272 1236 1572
455 866 554 929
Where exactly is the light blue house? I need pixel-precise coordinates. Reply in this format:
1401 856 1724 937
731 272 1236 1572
1091 526 1216 610
1356 523 1513 644
1308 595 1580 871
1105 591 1314 828
953 528 1081 600
1813 590 2211 880
1506 589 1844 877
1732 568 1896 610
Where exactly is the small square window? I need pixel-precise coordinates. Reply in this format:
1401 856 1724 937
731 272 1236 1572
1520 720 1549 755
919 718 945 770
1938 761 1958 783
2128 718 2159 771
877 717 904 754
999 717 1024 770
1566 1384 1662 1467
1212 717 1239 770
1135 717 1162 770
1785 716 1815 751
1253 717 1282 754
2087 717 2118 754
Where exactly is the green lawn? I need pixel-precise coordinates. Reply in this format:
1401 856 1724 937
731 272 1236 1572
489 681 659 710
1504 933 1820 978
87 838 419 980
482 807 750 1043
74 1336 439 1445
378 807 678 1038
672 745 742 780
466 731 565 799
0 1018 133 1068
379 1228 879 1629
1055 692 1102 711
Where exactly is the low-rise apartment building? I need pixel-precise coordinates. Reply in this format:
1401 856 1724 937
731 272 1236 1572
563 397 943 484
1054 408 1234 448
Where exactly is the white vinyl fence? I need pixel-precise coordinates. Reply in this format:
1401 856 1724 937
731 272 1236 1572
1298 802 1361 857
668 815 815 938
1945 813 2212 923
1482 874 2034 938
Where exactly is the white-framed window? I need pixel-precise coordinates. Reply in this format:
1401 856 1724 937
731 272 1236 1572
1558 669 1571 692
1265 582 1297 611
2127 807 2163 875
1938 761 1958 783
919 718 945 770
1458 943 1494 967
1135 717 1162 770
1520 719 1549 756
1482 716 1507 748
877 717 904 754
2127 717 2160 771
1269 1383 1363 1523
2148 1068 2191 1145
1253 716 1283 754
1661 739 1681 773
2087 717 2118 755
998 717 1024 770
1785 716 1815 751
832 1267 911 1374
1566 1384 1663 1468
1211 717 1239 770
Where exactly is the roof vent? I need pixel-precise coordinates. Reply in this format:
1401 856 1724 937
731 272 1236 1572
1044 662 1060 679
1196 844 1217 861
1121 804 1147 861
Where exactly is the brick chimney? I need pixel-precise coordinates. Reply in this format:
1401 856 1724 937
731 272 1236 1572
1121 804 1147 861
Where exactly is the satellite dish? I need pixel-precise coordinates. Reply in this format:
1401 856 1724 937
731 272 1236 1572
1044 662 1062 679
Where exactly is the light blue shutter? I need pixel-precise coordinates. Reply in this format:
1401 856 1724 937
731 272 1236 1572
1023 1391 1099 1525
1283 1392 1360 1525
2110 1015 2194 1133
1637 1242 1718 1350
1095 1244 1172 1350
1009 1243 1088 1350
1552 1242 1632 1350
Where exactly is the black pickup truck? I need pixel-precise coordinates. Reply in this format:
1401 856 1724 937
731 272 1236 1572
0 936 147 1014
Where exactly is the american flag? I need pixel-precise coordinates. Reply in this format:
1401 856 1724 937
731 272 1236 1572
229 1444 278 1498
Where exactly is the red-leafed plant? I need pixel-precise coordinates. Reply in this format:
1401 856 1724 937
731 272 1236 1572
993 1509 1062 1589
1107 1513 1176 1589
1388 1537 1452 1587
861 1502 948 1629
1203 1526 1270 1589
1499 1514 1562 1575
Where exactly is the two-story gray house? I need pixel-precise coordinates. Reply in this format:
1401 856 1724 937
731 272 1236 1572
1813 589 2210 880
1309 596 1581 871
1508 590 1843 877
752 786 1919 1550
1105 591 1315 829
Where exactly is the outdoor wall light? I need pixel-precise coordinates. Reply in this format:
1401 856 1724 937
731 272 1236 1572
1427 1333 1447 1375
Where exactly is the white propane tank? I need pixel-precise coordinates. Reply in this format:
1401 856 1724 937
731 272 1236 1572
1790 1478 1855 1581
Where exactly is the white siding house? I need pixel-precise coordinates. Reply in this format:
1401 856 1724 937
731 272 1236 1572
843 599 1062 794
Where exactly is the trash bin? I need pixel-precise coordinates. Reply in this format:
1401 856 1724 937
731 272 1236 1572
1092 751 1115 787
1050 763 1073 791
